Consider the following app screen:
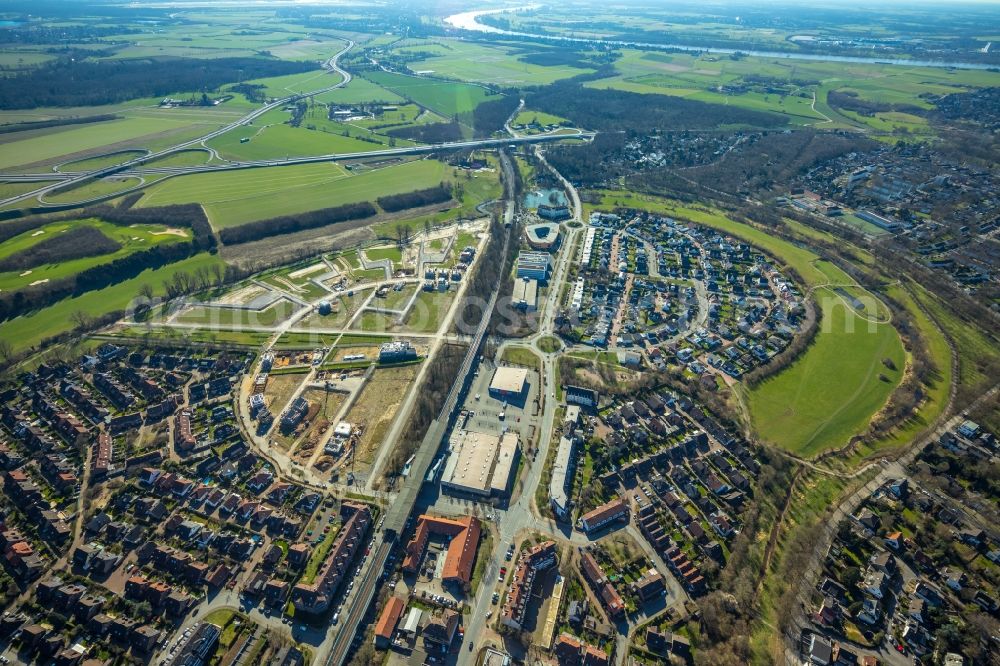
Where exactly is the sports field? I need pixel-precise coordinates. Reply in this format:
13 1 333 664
136 158 453 228
0 218 189 292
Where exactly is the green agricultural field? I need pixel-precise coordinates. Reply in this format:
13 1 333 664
514 109 570 127
142 149 213 168
387 39 594 86
363 70 496 121
344 104 448 132
312 77 405 105
0 182 56 201
0 252 224 354
0 111 235 171
206 118 404 161
59 150 148 172
578 49 1000 132
0 218 190 292
245 68 346 99
42 176 143 204
137 159 453 228
0 51 57 69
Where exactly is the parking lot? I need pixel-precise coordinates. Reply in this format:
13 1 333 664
460 360 540 444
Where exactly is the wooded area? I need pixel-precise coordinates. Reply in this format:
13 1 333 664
376 183 452 212
0 56 318 108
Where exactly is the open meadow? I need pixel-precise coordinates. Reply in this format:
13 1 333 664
135 158 453 228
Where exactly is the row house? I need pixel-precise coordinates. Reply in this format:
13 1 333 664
59 380 108 423
578 550 625 619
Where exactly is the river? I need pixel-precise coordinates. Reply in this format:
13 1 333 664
445 7 997 71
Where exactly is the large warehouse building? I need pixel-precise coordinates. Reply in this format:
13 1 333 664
441 429 521 497
489 366 528 401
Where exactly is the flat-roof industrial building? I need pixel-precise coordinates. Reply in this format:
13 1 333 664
512 278 538 311
441 428 521 497
489 366 528 400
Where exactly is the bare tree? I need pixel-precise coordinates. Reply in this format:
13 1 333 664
70 310 93 331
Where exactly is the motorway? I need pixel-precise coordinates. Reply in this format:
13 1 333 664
0 41 587 211
0 40 355 209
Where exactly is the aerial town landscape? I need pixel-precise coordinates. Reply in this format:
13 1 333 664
0 1 998 665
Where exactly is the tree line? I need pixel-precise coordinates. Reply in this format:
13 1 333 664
0 201 215 250
0 56 317 108
0 238 201 323
0 202 217 322
471 95 521 138
217 202 376 245
89 202 216 251
0 226 121 272
387 121 463 144
527 70 788 135
376 183 452 212
0 114 119 136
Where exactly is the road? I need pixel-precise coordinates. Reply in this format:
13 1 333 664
783 383 1000 666
0 132 595 209
0 39 356 209
451 142 691 666
322 152 519 666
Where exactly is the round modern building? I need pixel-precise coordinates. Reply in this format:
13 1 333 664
525 222 561 251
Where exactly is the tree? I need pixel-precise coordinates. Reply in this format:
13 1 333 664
70 310 93 331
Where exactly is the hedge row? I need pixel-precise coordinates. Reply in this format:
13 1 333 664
218 201 377 245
